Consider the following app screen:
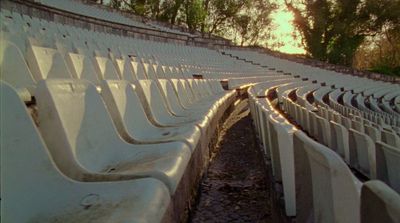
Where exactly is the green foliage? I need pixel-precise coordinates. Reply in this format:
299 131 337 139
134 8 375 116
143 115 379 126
106 0 276 44
108 0 122 9
185 0 207 31
231 0 276 46
158 0 184 24
286 0 400 66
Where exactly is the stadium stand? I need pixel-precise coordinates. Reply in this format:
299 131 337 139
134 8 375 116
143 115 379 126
1 0 400 222
247 53 400 222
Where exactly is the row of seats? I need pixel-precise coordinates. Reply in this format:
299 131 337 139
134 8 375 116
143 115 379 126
284 95 400 189
0 8 238 222
2 4 399 222
31 0 192 36
0 8 262 86
223 49 400 126
1 76 235 222
248 80 400 223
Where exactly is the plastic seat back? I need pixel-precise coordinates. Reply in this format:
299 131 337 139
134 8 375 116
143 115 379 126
361 181 400 223
65 53 100 85
26 45 72 80
381 130 400 148
0 40 36 100
376 141 400 193
349 129 376 178
294 131 361 223
330 121 350 163
93 56 120 80
36 79 129 177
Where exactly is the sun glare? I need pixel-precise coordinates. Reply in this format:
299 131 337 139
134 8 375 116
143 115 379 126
269 2 305 55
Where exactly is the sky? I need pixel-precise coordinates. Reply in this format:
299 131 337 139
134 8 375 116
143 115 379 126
268 0 306 54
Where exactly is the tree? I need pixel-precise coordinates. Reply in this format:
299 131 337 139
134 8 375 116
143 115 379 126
233 0 276 46
108 0 122 9
354 24 400 76
286 0 400 66
157 0 184 24
206 0 249 34
184 0 207 31
106 0 276 46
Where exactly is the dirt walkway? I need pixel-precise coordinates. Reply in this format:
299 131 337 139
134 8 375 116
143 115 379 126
189 99 274 223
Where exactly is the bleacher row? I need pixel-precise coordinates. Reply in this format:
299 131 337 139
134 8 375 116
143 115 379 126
2 2 400 222
34 0 195 37
241 52 400 222
0 8 258 222
225 49 400 126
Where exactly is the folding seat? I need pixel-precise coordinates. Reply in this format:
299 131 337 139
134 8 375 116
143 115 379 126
287 100 296 118
141 59 158 80
300 106 310 131
64 52 101 85
375 141 400 193
315 115 332 147
381 130 400 148
180 79 202 102
36 79 191 193
0 40 36 101
200 79 233 108
54 37 74 55
257 105 270 155
196 79 215 96
2 29 29 52
100 80 203 152
266 114 298 216
266 114 285 179
207 79 236 102
364 125 381 142
330 121 350 163
128 56 148 80
114 57 138 82
317 107 328 119
135 79 212 139
349 129 376 178
340 115 352 129
92 56 121 80
294 103 302 125
187 79 207 100
184 79 221 109
360 180 400 223
170 79 199 109
157 79 216 119
252 100 262 138
160 65 172 78
26 45 73 80
331 112 341 123
158 79 222 120
293 131 361 223
1 81 170 223
153 63 167 79
351 119 365 132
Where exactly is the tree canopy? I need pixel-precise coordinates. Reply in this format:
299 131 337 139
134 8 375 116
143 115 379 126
285 0 400 66
105 0 400 73
106 0 276 46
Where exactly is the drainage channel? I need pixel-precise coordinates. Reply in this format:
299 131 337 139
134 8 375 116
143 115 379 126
189 99 288 223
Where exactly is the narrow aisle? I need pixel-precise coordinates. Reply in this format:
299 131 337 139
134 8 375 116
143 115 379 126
189 100 273 223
